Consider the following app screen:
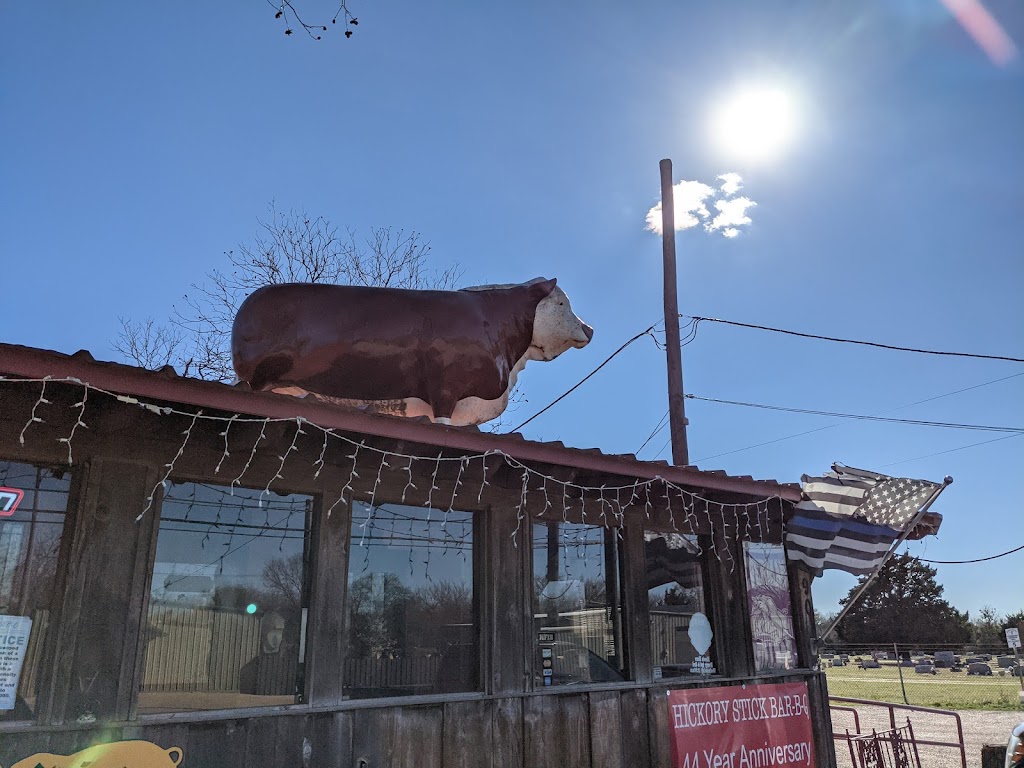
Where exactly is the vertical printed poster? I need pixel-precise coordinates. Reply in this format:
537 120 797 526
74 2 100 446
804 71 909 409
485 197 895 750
0 615 32 710
744 542 798 672
668 681 815 768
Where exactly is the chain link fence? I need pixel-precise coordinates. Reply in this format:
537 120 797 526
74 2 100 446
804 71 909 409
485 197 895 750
822 643 1024 711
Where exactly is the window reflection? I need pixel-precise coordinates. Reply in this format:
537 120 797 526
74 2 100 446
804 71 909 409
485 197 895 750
139 482 311 713
646 531 716 680
533 522 625 687
345 502 477 699
0 460 71 722
744 542 798 672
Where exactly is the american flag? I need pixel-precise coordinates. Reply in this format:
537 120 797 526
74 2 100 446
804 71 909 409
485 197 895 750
785 466 942 577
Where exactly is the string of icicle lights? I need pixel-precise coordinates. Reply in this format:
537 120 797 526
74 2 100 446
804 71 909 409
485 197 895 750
3 375 786 568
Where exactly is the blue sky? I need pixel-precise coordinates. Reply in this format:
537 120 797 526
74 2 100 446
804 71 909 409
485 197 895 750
2 1 1022 620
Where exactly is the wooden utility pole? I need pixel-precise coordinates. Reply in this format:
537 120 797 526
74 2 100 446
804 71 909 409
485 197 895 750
660 158 689 466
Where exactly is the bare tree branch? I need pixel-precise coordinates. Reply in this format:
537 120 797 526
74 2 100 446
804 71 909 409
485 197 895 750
113 317 187 372
113 203 463 383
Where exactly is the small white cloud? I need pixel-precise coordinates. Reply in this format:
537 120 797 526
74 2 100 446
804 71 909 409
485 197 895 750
707 196 756 237
644 180 715 235
718 172 743 196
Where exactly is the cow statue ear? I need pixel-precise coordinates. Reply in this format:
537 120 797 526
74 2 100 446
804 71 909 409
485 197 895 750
528 277 557 300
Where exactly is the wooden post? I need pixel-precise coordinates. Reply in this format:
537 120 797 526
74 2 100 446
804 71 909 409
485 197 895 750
659 159 689 466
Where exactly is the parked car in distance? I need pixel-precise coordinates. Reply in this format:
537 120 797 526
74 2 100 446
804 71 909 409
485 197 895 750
899 659 916 667
914 663 938 675
859 659 881 669
968 662 994 676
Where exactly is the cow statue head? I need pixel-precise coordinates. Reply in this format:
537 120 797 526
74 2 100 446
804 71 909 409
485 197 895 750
527 279 595 361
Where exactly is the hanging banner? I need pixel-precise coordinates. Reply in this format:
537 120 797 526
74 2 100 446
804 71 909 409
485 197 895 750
0 615 33 710
667 681 815 768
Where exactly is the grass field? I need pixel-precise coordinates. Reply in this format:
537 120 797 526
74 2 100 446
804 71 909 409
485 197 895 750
825 662 1024 711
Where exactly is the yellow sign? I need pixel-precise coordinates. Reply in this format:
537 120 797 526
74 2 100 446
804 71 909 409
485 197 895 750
9 740 183 768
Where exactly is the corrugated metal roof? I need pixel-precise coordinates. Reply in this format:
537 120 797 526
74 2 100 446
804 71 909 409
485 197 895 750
0 342 802 501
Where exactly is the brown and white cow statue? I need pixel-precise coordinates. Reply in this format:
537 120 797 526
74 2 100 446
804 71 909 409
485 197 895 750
231 277 593 426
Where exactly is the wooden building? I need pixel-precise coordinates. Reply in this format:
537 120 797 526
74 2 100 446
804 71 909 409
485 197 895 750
0 344 836 767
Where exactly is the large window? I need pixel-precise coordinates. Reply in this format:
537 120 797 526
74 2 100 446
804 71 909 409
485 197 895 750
345 501 477 699
645 531 716 680
0 460 71 722
138 482 312 714
744 542 798 672
533 522 625 687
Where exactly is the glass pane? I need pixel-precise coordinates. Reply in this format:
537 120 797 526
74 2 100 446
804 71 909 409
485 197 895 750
0 460 71 722
744 542 798 671
646 531 717 680
346 501 477 699
533 522 625 687
138 482 312 714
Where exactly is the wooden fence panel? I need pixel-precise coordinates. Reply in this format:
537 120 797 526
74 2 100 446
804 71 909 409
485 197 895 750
353 705 444 768
619 688 652 767
589 690 624 768
524 693 591 768
442 699 492 768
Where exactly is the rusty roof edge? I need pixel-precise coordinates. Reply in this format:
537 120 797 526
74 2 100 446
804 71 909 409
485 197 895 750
0 343 802 502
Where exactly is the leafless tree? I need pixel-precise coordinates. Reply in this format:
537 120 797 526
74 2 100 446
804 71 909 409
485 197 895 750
262 553 305 613
112 317 186 373
269 0 359 41
116 203 462 382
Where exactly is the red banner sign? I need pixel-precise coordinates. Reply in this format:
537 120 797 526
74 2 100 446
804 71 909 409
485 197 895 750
0 487 24 517
667 681 815 768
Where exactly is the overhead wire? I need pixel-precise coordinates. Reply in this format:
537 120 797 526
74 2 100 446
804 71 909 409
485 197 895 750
692 371 1024 463
509 321 663 433
881 433 1023 468
684 394 1024 434
914 543 1024 565
685 316 1024 364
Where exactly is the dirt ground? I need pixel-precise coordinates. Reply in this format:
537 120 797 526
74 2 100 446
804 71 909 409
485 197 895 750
831 705 1022 767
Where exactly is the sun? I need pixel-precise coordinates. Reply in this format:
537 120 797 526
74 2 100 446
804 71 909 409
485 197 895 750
710 85 800 163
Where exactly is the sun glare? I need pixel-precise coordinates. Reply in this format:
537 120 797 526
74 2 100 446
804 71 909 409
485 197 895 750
710 85 799 163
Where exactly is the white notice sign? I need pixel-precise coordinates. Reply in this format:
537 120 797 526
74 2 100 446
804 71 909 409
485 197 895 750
0 615 32 710
1007 627 1022 649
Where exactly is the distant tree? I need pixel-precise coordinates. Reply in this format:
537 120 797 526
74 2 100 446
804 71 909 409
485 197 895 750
972 605 1004 647
1003 610 1024 633
115 203 461 382
815 610 836 639
835 553 971 645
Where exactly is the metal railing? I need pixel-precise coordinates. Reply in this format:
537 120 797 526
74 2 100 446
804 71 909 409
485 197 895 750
830 696 967 768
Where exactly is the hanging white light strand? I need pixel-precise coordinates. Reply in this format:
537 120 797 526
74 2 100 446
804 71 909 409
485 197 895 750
214 414 240 475
19 378 50 446
138 409 202 522
232 418 268 493
262 417 306 505
3 375 788 560
58 382 89 465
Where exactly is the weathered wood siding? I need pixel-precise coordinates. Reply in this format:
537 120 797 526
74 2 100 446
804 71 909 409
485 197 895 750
1 678 834 768
0 378 836 767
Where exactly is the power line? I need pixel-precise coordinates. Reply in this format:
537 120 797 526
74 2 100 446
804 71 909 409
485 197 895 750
916 543 1024 565
685 394 1024 433
881 433 1023 468
509 323 661 433
687 316 1024 364
635 412 669 455
691 371 1024 463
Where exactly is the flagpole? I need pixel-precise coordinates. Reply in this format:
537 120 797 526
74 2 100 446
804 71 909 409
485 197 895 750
818 475 953 643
